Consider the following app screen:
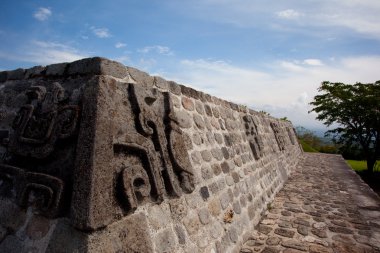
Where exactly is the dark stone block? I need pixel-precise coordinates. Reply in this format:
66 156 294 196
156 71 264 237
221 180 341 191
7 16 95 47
7 68 25 80
68 57 127 78
168 81 181 95
200 186 210 201
180 85 200 99
46 63 68 76
0 71 8 82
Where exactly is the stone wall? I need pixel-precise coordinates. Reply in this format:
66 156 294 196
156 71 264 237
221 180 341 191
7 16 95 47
0 57 302 253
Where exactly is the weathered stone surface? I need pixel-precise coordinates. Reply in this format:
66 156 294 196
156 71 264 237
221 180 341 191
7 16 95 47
274 228 295 238
46 63 68 76
297 225 309 236
175 111 193 128
201 164 213 180
200 186 210 201
208 198 222 217
258 225 272 235
309 244 331 253
182 96 194 111
26 215 51 240
155 228 177 253
0 58 305 253
328 226 353 234
261 247 280 253
175 225 187 245
201 150 213 162
194 114 205 129
183 212 201 235
198 208 210 225
281 240 308 251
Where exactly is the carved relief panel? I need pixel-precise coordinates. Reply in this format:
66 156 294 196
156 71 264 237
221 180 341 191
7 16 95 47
114 83 195 214
270 122 287 151
8 83 79 158
243 115 264 160
0 81 81 218
287 127 297 145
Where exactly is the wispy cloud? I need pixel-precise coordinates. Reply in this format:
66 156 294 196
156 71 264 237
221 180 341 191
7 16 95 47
115 42 126 48
165 0 380 39
276 9 303 19
91 27 111 38
303 59 323 66
0 40 87 65
33 7 52 21
163 55 380 129
114 55 130 64
138 45 173 55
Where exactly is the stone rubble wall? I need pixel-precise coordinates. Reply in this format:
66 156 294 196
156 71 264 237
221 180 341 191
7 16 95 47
0 57 302 253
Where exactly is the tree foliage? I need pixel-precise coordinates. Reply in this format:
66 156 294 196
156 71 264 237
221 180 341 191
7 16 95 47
310 81 380 172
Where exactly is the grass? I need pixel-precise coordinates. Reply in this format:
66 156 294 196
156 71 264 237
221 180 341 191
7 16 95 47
299 139 319 153
346 160 380 172
346 160 367 171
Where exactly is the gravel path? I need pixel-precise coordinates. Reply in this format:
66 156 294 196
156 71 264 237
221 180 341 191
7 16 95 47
240 153 380 253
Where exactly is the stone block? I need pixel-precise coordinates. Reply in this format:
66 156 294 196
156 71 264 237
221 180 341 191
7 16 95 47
198 208 211 225
168 81 181 95
24 65 45 78
68 57 127 78
170 198 188 220
46 63 68 76
208 198 222 217
183 212 201 235
182 96 195 111
175 111 193 128
6 68 25 80
155 228 177 253
0 71 7 82
148 204 171 230
175 225 187 245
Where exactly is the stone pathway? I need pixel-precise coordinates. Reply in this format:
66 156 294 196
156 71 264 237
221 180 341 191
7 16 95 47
240 153 380 253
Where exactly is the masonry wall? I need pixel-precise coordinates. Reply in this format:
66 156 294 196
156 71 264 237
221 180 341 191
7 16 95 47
0 57 302 253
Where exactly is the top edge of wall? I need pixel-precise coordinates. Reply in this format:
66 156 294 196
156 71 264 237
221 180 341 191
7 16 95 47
0 57 288 123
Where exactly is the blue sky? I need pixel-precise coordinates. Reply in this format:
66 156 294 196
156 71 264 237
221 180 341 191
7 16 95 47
1 0 380 132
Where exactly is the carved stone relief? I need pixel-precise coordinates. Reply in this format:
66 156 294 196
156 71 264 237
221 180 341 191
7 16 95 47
0 164 63 217
243 115 264 160
114 83 195 214
0 82 81 218
270 122 286 151
8 82 79 159
287 127 297 145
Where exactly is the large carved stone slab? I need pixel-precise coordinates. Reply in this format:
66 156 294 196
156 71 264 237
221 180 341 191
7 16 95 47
0 80 82 220
0 164 63 217
71 76 195 230
8 83 79 159
270 122 287 151
287 127 297 145
243 115 264 160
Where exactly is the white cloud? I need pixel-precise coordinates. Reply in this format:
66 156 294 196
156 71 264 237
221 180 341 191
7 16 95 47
163 55 380 129
303 59 323 66
0 40 87 65
114 55 130 64
91 27 111 38
164 0 380 39
276 9 303 19
34 7 52 21
138 45 173 55
115 42 126 48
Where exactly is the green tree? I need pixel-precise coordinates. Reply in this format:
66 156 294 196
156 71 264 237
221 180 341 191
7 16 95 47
310 81 380 173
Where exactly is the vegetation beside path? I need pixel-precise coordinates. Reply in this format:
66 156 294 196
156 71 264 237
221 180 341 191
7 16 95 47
296 127 380 196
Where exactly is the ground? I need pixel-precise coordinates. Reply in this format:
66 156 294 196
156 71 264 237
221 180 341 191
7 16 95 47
240 153 380 253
